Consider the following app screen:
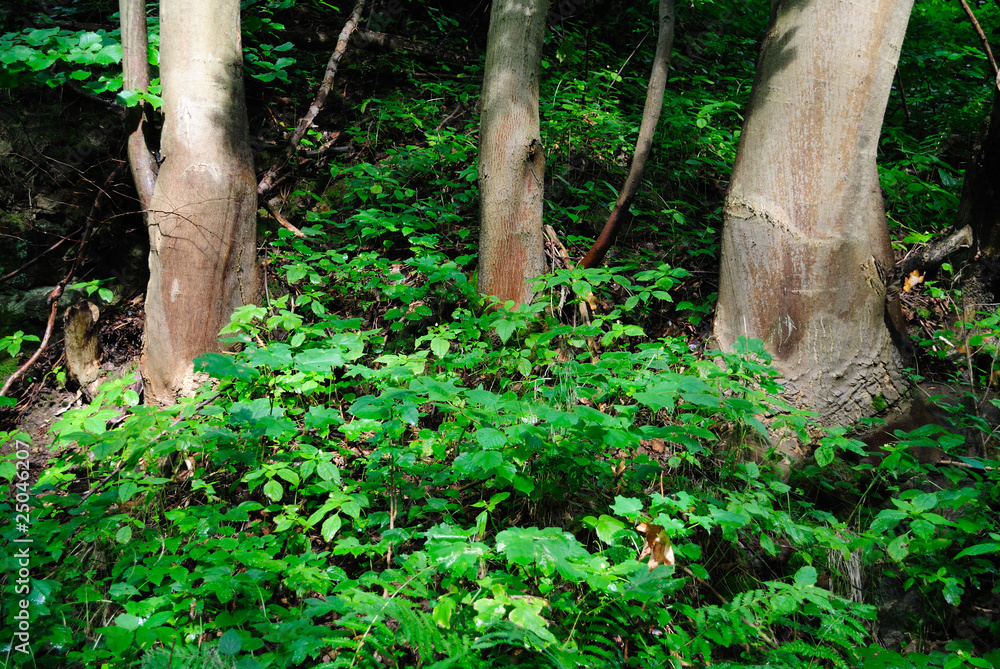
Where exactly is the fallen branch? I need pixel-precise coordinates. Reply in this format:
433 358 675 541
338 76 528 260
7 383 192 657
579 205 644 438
257 0 366 197
0 290 61 398
263 201 306 238
887 224 974 295
580 0 675 268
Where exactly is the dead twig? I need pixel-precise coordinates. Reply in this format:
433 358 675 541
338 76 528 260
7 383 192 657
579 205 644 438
959 0 999 86
262 201 306 238
257 0 366 197
0 225 84 284
887 225 974 295
0 165 122 399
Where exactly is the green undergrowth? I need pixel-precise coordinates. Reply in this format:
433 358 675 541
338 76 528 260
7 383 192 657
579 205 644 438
2 231 999 668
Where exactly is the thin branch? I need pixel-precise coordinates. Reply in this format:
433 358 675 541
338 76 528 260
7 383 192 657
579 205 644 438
0 291 60 397
581 0 675 268
895 67 911 123
351 30 472 65
262 201 306 238
0 165 121 399
958 0 999 85
0 225 84 284
257 0 366 197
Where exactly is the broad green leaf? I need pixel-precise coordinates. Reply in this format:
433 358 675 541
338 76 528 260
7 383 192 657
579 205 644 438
495 319 516 343
263 479 283 502
118 481 139 503
321 514 343 542
218 629 242 655
887 534 910 561
434 595 457 629
793 565 817 587
611 496 644 519
475 427 507 449
596 514 626 544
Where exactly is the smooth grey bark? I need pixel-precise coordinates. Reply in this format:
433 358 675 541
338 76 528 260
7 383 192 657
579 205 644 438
714 0 914 425
143 0 259 404
119 0 156 209
476 0 547 307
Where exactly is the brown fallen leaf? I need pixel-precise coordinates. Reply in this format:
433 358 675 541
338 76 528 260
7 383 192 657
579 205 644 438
636 522 675 570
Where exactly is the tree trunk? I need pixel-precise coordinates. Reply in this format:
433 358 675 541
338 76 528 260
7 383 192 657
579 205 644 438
714 0 914 425
143 0 259 404
119 0 156 210
581 0 675 269
476 0 547 307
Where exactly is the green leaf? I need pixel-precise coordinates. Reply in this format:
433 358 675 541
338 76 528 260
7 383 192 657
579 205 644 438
115 613 142 631
275 468 300 487
321 513 343 542
596 514 626 544
887 534 910 561
316 461 341 483
433 595 456 629
263 479 283 502
955 542 1000 559
814 444 834 467
115 526 132 544
509 597 557 644
118 481 139 503
295 347 346 372
475 427 507 449
218 629 242 655
495 319 516 343
430 336 450 358
610 496 643 519
495 527 589 578
793 565 817 587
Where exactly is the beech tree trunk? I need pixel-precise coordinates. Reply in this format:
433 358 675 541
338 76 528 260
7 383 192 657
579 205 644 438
714 0 914 425
143 0 259 404
476 0 547 306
